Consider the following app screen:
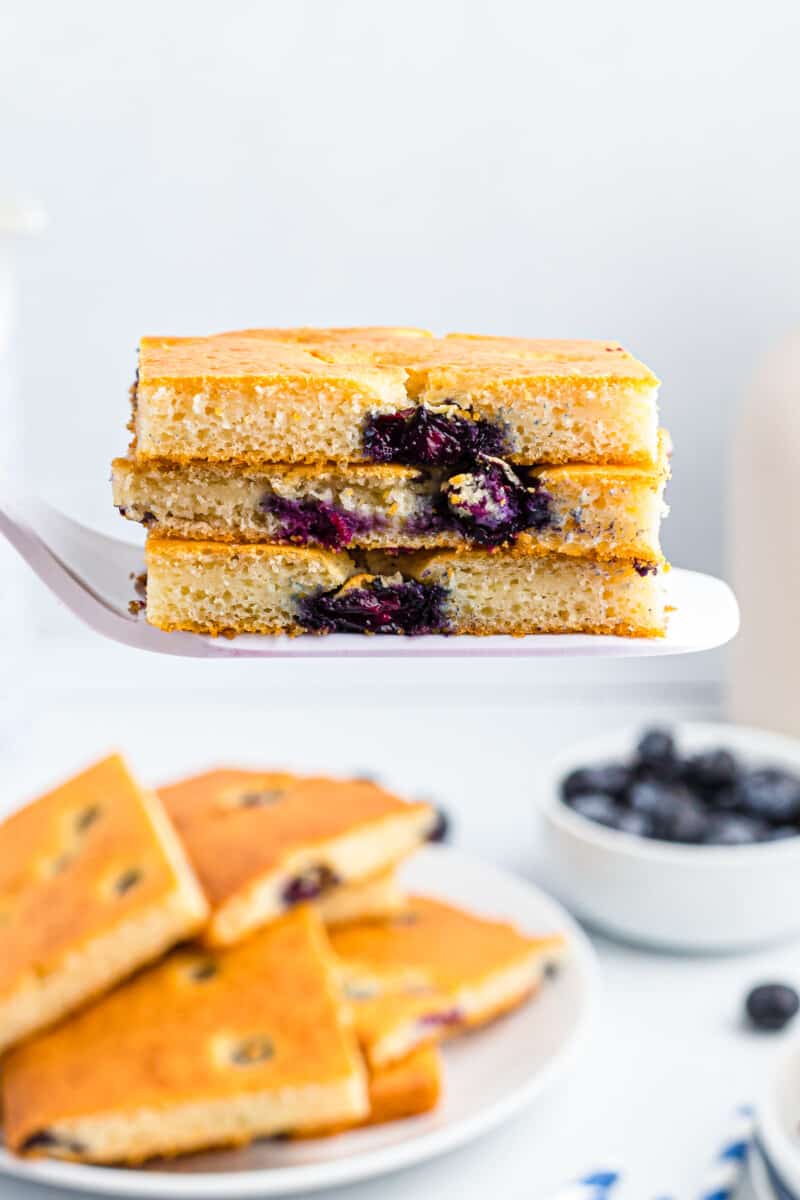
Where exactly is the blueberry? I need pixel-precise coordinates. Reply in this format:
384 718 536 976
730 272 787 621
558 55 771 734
418 1008 463 1029
427 807 451 843
237 789 285 807
260 495 374 550
363 406 508 468
636 728 676 767
362 409 417 462
703 814 768 845
299 578 448 636
75 805 101 833
662 799 710 844
404 505 453 537
402 408 473 466
561 763 632 801
190 959 219 981
745 983 800 1031
20 1129 88 1156
627 781 665 818
614 810 655 838
441 459 553 547
634 728 683 783
524 477 555 530
115 868 143 895
735 768 800 824
628 781 690 827
569 792 622 828
684 749 740 794
231 1035 274 1065
704 785 740 812
282 864 340 905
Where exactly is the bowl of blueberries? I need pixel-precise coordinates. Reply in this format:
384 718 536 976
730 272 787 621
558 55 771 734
538 723 800 951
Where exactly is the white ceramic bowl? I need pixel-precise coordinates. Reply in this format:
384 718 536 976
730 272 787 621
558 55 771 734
757 1036 800 1196
537 722 800 952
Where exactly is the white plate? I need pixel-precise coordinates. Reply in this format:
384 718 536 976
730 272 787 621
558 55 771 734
0 847 597 1198
201 567 739 658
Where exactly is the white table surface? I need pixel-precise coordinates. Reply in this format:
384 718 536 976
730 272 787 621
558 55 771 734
0 649 783 1200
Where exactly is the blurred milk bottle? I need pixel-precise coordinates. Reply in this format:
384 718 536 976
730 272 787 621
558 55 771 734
0 200 45 686
730 331 800 735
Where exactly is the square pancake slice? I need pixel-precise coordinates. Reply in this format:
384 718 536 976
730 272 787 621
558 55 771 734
3 907 368 1164
330 896 566 1068
158 769 435 946
112 431 668 560
354 1045 441 1129
143 539 667 638
296 1045 442 1137
131 327 660 467
0 754 208 1056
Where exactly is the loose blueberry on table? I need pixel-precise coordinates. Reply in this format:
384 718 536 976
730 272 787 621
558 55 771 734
560 727 800 846
745 983 800 1031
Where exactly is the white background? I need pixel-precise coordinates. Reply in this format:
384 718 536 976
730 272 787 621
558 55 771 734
2 0 800 619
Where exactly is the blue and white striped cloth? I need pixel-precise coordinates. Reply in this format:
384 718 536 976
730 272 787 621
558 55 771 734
696 1105 754 1200
542 1107 800 1200
695 1103 800 1200
543 1168 620 1200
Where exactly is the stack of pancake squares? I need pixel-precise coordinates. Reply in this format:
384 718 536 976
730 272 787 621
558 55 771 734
0 755 566 1164
112 327 670 638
